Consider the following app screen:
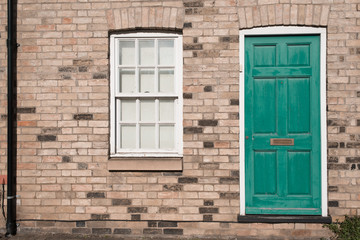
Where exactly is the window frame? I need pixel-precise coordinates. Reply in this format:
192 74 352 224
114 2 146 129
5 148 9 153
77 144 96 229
110 32 183 158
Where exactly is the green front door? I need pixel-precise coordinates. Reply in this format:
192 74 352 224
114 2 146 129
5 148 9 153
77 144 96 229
245 35 321 215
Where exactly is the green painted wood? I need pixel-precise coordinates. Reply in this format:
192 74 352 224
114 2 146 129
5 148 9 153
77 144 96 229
245 35 321 215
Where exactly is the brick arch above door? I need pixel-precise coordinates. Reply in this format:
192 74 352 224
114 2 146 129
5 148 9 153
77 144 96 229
238 4 330 29
106 7 185 31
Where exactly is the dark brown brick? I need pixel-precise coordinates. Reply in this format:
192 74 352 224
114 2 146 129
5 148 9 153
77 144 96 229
328 142 338 148
17 107 36 113
93 73 107 79
231 170 239 177
86 192 105 198
58 66 77 72
128 207 147 213
220 192 239 199
183 1 204 7
163 184 183 191
158 221 177 227
62 156 71 163
92 228 111 234
203 142 214 148
328 156 338 163
74 114 93 120
347 157 360 163
183 22 192 28
112 199 132 205
184 44 203 50
351 164 356 170
340 127 346 133
220 177 239 184
148 221 157 227
199 207 219 214
76 221 85 227
328 201 339 207
230 99 239 105
203 215 213 221
131 214 140 220
328 164 349 170
204 86 212 92
178 177 198 183
198 120 218 126
328 186 338 192
220 36 239 43
91 214 109 220
78 66 88 72
37 135 56 142
204 200 213 206
114 228 131 234
164 229 183 235
347 142 360 148
183 93 192 99
184 127 203 134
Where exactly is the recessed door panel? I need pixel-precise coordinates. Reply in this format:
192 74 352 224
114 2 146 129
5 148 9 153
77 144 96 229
254 151 277 195
253 79 276 133
288 78 310 133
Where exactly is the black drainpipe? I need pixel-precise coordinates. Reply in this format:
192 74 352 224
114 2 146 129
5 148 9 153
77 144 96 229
6 0 17 236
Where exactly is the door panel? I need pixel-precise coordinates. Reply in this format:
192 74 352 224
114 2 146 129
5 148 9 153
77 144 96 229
245 35 321 215
254 151 277 195
253 79 276 133
287 77 310 133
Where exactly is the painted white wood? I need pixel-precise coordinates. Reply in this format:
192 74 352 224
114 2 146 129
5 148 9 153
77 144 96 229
110 32 183 158
239 26 327 216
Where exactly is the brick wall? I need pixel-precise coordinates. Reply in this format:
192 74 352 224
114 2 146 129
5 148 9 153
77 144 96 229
0 0 359 238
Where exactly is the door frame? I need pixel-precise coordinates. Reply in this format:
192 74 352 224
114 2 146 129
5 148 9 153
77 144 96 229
239 26 327 217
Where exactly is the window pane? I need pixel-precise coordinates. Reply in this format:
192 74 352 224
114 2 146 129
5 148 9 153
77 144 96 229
158 40 174 65
139 40 155 66
160 125 174 149
140 125 155 148
121 100 136 122
159 100 174 122
119 40 135 65
119 69 136 93
121 125 136 149
140 69 155 93
140 100 155 122
159 69 174 93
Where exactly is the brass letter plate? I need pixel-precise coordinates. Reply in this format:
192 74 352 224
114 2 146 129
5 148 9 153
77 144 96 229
270 138 294 146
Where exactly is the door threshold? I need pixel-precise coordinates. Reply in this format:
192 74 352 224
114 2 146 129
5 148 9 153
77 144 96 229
237 214 332 223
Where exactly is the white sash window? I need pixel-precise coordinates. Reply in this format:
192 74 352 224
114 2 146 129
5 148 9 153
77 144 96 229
110 33 183 157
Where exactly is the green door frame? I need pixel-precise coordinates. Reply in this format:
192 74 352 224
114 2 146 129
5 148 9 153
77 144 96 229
239 26 328 217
